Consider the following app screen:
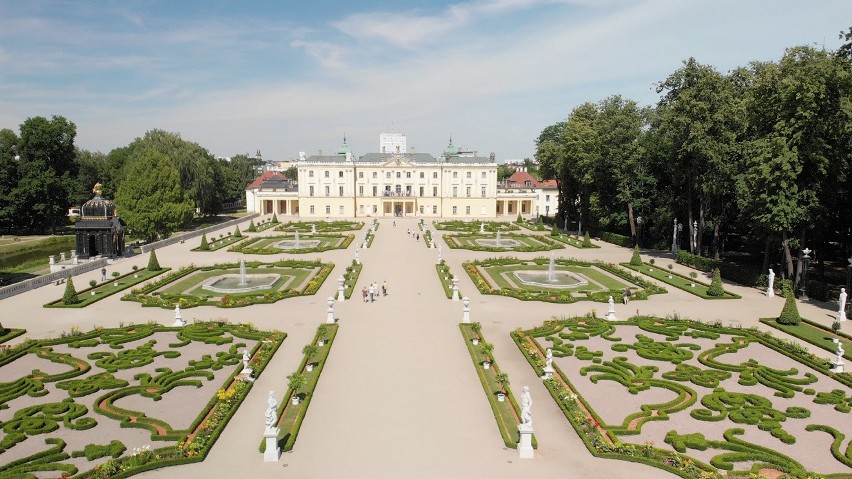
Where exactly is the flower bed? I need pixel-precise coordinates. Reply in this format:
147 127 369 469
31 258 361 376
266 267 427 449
759 318 852 361
550 234 599 249
44 268 171 308
459 323 535 449
0 322 285 479
191 234 247 251
464 257 665 303
121 260 333 309
512 316 852 478
276 220 364 232
436 261 461 299
261 323 338 453
228 234 353 254
621 262 740 299
443 233 563 252
432 220 519 232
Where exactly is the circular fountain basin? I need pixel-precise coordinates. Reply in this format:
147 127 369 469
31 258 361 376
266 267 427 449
475 238 522 247
276 239 321 249
512 270 588 289
201 274 281 294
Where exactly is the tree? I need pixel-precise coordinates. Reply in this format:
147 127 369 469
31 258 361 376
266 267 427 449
247 219 257 232
10 116 79 233
629 245 642 266
199 233 210 250
234 226 242 238
497 164 514 182
0 129 20 232
147 249 161 271
74 149 109 205
707 268 725 296
115 151 194 242
62 275 80 305
778 287 800 325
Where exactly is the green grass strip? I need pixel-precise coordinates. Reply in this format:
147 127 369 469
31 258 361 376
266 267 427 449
622 263 740 299
759 318 851 361
44 268 170 308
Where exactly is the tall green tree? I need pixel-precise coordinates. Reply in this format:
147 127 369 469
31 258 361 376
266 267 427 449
74 149 109 205
115 151 195 242
10 116 78 233
0 129 20 232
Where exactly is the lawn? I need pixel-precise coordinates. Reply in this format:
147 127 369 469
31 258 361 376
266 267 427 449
622 262 740 299
759 318 852 361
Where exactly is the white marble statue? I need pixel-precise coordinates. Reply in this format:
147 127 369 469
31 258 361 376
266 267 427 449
242 349 251 371
520 386 533 428
298 151 306 161
545 349 553 370
767 268 775 297
172 304 185 327
837 340 845 359
839 287 847 321
265 390 278 428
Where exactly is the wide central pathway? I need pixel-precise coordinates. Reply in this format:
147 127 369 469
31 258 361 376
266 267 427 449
141 218 675 479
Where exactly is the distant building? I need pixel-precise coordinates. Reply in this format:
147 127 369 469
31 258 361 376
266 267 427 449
500 171 559 218
246 133 546 219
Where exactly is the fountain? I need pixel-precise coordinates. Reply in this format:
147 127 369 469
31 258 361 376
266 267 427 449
275 229 320 249
547 251 556 282
474 228 521 248
496 230 502 246
294 230 301 248
201 261 281 294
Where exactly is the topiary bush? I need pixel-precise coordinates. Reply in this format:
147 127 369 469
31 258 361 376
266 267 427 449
62 275 80 305
778 287 801 325
551 224 559 237
247 220 257 232
198 234 210 251
234 226 242 238
271 213 279 224
582 231 591 247
147 249 161 271
707 268 724 297
629 245 642 266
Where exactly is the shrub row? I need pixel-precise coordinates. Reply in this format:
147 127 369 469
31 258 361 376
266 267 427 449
592 230 632 248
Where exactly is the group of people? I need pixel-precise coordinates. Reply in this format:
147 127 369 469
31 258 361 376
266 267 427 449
406 228 420 241
362 281 388 302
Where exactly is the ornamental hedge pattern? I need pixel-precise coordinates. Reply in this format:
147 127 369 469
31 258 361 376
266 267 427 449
512 316 852 478
0 322 285 479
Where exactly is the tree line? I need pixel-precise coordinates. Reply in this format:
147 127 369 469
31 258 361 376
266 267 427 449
0 125 262 240
536 32 852 285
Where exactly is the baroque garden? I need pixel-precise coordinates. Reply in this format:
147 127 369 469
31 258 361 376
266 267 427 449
0 216 849 479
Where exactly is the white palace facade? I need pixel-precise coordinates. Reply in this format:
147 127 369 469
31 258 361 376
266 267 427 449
246 134 543 219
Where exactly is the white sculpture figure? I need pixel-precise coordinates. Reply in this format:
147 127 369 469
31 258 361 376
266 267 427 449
172 304 185 327
545 349 553 370
242 349 251 371
298 151 306 161
831 338 845 373
605 295 617 321
520 386 533 428
767 269 775 298
265 390 278 429
839 288 847 322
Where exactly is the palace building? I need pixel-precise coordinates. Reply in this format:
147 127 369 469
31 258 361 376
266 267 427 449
245 134 544 219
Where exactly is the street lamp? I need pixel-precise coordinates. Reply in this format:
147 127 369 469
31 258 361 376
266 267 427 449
799 248 812 300
575 196 582 236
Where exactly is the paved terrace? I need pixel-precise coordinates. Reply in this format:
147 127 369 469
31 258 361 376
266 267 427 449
1 217 843 479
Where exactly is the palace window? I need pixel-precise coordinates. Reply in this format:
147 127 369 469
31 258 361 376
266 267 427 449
466 172 472 178
326 205 331 214
466 187 471 197
420 172 425 179
419 206 424 214
396 172 401 179
309 186 314 197
372 186 377 196
433 186 437 196
324 171 330 178
339 206 344 214
309 170 314 177
339 186 344 196
452 206 457 215
324 186 330 196
310 205 315 214
373 172 378 178
406 172 411 178
386 172 391 178
481 171 486 179
466 206 471 215
339 171 344 178
433 205 437 214
453 171 458 178
419 186 424 197
481 187 486 197
359 172 364 178
433 172 438 179
359 186 364 196
452 187 457 197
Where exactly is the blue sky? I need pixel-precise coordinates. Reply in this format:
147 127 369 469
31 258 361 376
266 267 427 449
0 0 849 162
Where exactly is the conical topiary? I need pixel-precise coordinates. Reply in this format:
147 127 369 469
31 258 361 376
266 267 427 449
629 244 642 266
62 275 80 305
147 249 161 271
550 224 559 237
778 287 801 325
582 231 591 247
199 233 210 250
234 226 242 238
517 213 523 223
247 219 257 232
707 268 724 296
271 213 279 224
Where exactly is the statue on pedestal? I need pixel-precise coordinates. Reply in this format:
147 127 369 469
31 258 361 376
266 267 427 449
767 269 775 297
520 386 533 428
265 391 278 429
839 288 847 321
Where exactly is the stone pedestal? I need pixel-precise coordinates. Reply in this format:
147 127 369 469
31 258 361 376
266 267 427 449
462 296 470 323
766 287 774 298
173 318 186 327
451 278 460 301
517 424 534 459
263 427 280 462
830 360 844 374
326 297 335 324
541 366 554 380
337 275 346 302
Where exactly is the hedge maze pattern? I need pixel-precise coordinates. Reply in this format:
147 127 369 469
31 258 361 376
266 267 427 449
0 322 284 478
514 316 852 478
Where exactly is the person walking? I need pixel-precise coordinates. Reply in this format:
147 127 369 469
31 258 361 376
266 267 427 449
369 284 375 302
382 281 388 296
100 268 107 282
362 286 368 303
